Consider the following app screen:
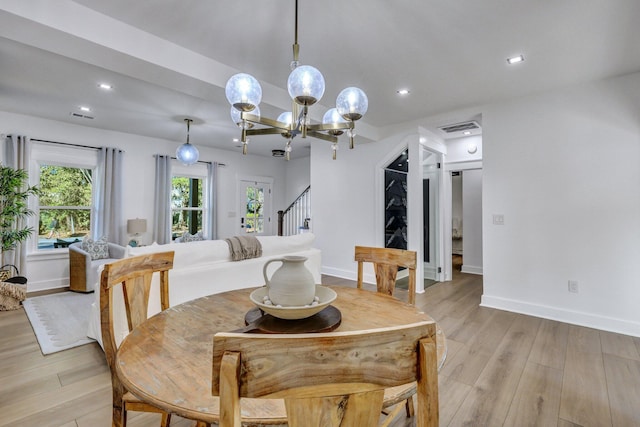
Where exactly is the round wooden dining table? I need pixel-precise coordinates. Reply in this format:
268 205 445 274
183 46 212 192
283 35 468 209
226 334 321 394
116 285 447 425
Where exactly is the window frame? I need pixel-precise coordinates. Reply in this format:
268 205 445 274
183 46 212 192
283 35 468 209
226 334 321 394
171 161 210 241
29 142 99 256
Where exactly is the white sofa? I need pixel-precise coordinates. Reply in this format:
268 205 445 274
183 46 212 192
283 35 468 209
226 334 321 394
86 233 321 348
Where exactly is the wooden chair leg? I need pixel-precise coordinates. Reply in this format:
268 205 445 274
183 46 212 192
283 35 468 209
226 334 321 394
113 404 125 427
405 396 415 417
161 412 171 427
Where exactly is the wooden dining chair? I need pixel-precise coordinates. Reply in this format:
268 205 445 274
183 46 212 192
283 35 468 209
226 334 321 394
100 251 175 427
354 245 418 423
355 246 417 307
211 321 439 427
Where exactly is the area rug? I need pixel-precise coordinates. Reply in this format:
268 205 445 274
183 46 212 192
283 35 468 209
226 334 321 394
23 291 95 355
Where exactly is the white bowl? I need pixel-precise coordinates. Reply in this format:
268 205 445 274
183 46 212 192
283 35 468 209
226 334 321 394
249 285 337 320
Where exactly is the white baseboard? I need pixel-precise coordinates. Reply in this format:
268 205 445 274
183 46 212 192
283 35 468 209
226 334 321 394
481 295 640 338
321 266 375 285
26 277 69 293
461 264 483 275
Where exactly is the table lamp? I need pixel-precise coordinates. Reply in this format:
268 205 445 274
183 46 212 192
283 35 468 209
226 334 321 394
127 218 147 247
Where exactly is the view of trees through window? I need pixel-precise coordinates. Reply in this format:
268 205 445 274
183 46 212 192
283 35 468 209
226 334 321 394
38 165 93 249
171 176 203 239
244 185 264 233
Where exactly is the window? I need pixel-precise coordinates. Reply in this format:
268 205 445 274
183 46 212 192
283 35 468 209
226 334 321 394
171 175 204 240
37 165 93 249
29 142 99 253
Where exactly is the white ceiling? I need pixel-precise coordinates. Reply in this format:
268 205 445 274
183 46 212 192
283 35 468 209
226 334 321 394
1 0 640 158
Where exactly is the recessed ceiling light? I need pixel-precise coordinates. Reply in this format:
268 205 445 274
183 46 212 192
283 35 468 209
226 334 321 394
507 55 525 65
98 83 113 90
463 131 472 135
397 89 410 95
232 138 239 143
79 106 91 112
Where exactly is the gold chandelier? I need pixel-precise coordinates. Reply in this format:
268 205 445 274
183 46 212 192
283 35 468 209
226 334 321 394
225 0 368 160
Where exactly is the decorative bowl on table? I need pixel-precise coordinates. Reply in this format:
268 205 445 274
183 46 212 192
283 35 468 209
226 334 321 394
249 285 337 320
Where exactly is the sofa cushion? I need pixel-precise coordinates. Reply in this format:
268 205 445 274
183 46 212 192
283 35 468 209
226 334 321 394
82 236 109 260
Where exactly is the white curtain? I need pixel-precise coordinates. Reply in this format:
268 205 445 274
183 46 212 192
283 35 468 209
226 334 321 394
3 135 31 275
153 155 172 244
92 147 123 244
206 162 218 240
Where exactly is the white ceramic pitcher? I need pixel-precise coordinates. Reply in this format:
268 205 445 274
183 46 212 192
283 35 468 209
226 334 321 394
263 255 315 306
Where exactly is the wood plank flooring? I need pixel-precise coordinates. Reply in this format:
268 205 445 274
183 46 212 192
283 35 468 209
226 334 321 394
1 258 639 426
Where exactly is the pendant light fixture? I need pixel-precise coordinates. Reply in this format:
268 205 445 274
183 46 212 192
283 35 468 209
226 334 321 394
176 118 199 165
225 0 368 160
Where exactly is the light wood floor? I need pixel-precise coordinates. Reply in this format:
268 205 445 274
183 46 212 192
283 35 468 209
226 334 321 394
1 261 639 427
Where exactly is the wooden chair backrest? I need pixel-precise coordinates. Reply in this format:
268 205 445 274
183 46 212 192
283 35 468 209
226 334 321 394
355 246 417 305
99 251 174 391
212 321 439 427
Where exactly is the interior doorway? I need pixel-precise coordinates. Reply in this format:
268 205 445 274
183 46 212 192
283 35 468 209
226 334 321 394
422 149 442 284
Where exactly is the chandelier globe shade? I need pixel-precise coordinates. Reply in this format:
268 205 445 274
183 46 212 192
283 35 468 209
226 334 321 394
323 107 347 136
277 111 293 126
231 105 260 127
336 87 368 121
287 65 325 106
225 73 262 112
176 118 199 166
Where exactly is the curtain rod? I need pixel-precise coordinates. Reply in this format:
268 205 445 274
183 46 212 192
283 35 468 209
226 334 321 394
30 138 103 151
168 156 226 167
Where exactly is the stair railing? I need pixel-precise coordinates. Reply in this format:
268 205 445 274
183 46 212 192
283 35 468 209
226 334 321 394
277 186 311 236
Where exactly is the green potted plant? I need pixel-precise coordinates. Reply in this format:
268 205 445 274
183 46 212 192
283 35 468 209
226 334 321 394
0 163 40 276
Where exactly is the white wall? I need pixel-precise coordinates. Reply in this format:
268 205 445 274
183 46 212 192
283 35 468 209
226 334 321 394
1 111 289 291
461 169 482 274
284 156 310 205
481 71 640 336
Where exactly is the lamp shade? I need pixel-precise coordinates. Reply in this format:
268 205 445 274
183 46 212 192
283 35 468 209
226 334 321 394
322 108 347 125
231 105 260 126
127 218 147 234
225 73 262 112
277 111 293 126
176 142 199 165
287 65 325 106
336 87 368 121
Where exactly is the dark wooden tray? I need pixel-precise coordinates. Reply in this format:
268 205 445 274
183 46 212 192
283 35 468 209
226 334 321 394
237 305 342 333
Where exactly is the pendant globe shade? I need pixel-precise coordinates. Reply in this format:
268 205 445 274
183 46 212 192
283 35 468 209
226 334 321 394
287 65 325 106
231 105 260 127
225 73 262 112
322 107 348 135
336 87 368 121
176 118 199 166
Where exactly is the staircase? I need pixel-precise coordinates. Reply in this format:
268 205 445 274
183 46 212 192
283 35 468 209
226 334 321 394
277 186 311 236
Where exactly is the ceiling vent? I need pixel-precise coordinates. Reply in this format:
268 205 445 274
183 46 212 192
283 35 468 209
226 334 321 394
438 120 480 133
70 112 94 120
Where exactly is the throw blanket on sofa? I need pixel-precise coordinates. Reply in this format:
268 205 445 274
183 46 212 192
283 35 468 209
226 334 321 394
225 236 263 261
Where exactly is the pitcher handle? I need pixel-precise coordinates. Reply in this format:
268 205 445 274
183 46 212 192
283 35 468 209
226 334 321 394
263 258 284 288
